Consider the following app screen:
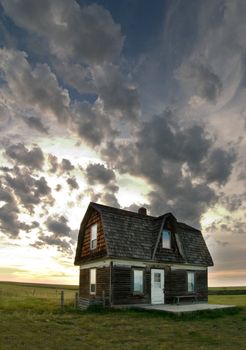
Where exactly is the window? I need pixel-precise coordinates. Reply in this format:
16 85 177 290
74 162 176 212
90 268 96 294
162 230 171 249
133 269 143 294
154 272 161 288
187 272 195 293
90 224 97 250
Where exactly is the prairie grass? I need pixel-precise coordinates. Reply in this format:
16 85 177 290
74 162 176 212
0 282 246 350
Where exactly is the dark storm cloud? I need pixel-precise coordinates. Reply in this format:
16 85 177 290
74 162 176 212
32 214 73 255
84 165 120 208
0 186 39 238
101 109 236 225
73 101 118 147
22 116 48 134
85 163 115 185
32 235 73 255
92 64 140 121
176 61 222 103
5 143 44 170
203 147 236 184
66 177 79 191
1 0 124 65
46 215 70 236
0 48 70 123
2 166 54 213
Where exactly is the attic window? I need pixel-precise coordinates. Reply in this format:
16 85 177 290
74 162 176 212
162 230 171 249
90 224 97 250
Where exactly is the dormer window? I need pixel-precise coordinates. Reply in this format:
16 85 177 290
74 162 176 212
90 224 97 250
162 230 171 249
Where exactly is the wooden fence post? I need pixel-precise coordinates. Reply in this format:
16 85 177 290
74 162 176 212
60 290 64 311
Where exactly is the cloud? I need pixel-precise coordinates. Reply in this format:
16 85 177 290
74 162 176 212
2 166 54 213
22 116 48 134
60 158 74 172
5 143 44 170
176 61 222 103
0 186 39 238
31 214 73 255
202 147 236 184
48 154 59 173
66 177 79 191
100 109 236 225
1 0 124 64
85 163 115 185
46 215 71 237
0 48 70 123
92 64 140 121
73 101 118 147
32 235 73 255
48 155 74 174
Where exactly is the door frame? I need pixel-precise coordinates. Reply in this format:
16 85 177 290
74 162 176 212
151 268 165 304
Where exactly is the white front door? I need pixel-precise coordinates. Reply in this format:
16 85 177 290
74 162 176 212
151 269 164 304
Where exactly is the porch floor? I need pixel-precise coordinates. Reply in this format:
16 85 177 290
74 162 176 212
113 302 236 314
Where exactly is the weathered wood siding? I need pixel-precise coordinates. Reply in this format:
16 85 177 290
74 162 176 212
79 267 110 309
165 268 208 303
111 266 151 305
80 209 107 261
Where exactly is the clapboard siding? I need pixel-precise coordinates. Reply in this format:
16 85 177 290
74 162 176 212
165 268 208 303
112 266 151 305
80 209 107 261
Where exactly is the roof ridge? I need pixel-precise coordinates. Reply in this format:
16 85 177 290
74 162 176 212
90 202 156 219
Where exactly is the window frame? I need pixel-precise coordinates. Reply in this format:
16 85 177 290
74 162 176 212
90 223 97 250
90 268 96 295
162 229 171 249
132 268 144 295
187 271 195 293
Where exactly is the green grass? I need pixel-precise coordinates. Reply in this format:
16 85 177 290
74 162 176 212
0 282 246 350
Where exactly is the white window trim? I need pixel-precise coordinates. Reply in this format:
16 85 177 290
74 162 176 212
90 224 97 250
162 229 171 249
90 268 96 295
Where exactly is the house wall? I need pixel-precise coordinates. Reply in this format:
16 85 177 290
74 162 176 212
165 268 208 303
79 267 110 309
79 262 208 308
111 266 151 305
80 209 107 262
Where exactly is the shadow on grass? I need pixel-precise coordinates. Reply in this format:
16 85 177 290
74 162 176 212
78 304 242 321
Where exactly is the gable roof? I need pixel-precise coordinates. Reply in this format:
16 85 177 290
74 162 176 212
74 202 213 267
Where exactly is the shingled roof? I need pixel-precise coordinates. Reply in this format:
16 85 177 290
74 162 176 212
74 202 213 266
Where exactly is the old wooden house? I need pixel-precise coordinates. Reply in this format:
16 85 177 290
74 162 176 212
74 202 213 308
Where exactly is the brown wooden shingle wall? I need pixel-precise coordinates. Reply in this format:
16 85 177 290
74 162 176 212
80 209 107 261
79 267 110 308
165 268 208 302
111 266 151 305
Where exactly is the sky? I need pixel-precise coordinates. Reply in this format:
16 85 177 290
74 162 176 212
0 0 245 287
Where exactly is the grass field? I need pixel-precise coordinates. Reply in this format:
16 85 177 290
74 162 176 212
1 282 246 350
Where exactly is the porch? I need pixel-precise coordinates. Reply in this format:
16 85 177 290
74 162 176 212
113 302 236 314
